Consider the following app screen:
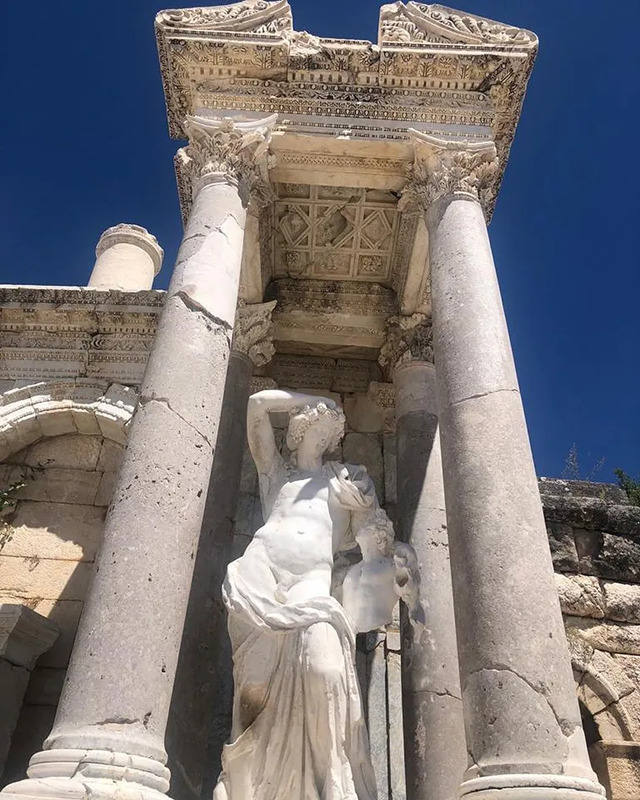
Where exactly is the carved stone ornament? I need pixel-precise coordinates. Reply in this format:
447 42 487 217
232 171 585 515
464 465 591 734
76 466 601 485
176 113 277 207
378 2 536 46
379 313 434 376
232 299 277 367
156 0 292 34
404 130 499 216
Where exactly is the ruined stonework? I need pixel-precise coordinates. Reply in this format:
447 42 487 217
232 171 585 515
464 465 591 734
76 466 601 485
0 3 634 800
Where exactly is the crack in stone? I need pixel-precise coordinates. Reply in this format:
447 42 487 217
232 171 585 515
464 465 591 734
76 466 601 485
592 686 636 716
174 290 233 337
451 387 519 408
414 687 462 701
139 395 214 450
465 665 575 738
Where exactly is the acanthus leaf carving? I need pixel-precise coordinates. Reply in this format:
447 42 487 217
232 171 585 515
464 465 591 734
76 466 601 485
379 313 434 377
175 113 277 222
378 2 537 48
403 131 499 217
232 300 277 367
156 1 292 35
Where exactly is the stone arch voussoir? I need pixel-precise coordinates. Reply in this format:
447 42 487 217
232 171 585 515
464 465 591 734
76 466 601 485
573 656 636 742
0 379 138 461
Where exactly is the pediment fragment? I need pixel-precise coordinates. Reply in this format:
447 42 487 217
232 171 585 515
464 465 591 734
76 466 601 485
378 2 536 47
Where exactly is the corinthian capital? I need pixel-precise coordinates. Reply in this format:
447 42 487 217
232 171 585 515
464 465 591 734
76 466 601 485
379 313 434 378
232 300 277 368
175 113 277 220
404 131 499 217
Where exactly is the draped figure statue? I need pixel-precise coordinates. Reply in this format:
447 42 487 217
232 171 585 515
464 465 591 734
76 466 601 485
213 391 421 800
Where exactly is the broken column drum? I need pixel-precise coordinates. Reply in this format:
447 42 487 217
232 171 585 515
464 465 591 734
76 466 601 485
88 224 164 291
0 114 276 800
409 132 605 800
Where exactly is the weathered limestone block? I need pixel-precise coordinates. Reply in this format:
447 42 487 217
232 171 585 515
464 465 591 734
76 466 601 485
602 743 640 800
1 502 104 562
566 616 640 656
603 582 640 624
16 434 103 471
343 393 387 434
556 574 605 619
0 557 93 602
547 522 580 572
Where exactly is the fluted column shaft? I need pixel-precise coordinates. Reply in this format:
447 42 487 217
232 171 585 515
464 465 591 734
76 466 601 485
1 114 276 800
409 132 604 800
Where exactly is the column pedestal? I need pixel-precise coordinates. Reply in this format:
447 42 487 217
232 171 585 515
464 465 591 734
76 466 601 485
410 131 605 800
0 115 275 800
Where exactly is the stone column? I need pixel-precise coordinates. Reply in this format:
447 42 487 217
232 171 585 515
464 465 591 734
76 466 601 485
166 300 276 800
380 315 466 800
408 130 604 800
88 224 164 290
0 114 276 800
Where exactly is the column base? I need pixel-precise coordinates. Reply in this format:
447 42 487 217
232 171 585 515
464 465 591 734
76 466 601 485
1 749 170 800
459 774 605 800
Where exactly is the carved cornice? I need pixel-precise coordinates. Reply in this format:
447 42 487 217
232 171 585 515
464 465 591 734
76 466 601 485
175 113 277 222
379 313 434 377
378 3 536 46
155 1 537 211
156 1 292 34
232 299 277 367
404 131 499 217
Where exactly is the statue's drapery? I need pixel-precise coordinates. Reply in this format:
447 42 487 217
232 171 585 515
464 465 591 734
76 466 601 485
214 562 377 800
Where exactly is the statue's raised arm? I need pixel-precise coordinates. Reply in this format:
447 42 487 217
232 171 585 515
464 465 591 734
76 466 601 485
246 389 339 516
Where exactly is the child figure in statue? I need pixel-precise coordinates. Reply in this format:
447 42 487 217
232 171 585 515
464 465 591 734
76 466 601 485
213 390 420 800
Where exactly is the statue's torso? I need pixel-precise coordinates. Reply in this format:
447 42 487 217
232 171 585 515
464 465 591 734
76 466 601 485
235 471 350 605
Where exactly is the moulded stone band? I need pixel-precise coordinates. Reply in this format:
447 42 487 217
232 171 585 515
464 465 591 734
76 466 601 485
459 773 606 798
28 749 170 792
95 224 164 275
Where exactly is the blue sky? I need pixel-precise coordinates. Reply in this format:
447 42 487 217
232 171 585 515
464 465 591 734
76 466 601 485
1 1 638 481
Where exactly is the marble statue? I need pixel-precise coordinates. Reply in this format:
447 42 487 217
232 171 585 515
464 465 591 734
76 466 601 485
213 390 421 800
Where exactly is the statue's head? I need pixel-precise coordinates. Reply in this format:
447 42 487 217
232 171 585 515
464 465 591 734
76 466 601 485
356 508 395 558
286 400 346 457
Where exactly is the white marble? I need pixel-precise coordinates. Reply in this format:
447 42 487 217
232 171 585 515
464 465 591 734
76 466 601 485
214 390 419 800
88 224 163 291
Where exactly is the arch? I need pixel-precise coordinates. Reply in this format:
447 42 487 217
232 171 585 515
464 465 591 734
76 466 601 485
0 379 137 461
573 657 636 742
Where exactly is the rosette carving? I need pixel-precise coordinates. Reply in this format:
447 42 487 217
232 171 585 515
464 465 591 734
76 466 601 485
232 300 277 367
404 131 499 217
379 313 434 376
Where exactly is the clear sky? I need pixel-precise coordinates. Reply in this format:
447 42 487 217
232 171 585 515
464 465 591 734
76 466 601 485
1 0 638 481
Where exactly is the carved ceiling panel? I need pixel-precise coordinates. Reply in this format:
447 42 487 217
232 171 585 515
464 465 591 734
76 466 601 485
273 184 401 284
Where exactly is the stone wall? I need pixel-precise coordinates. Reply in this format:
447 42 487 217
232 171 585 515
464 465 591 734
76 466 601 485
0 433 123 785
541 479 640 800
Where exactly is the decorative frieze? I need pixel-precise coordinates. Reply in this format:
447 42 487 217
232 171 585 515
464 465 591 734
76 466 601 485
405 130 499 215
0 288 164 386
379 313 434 377
232 300 277 367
